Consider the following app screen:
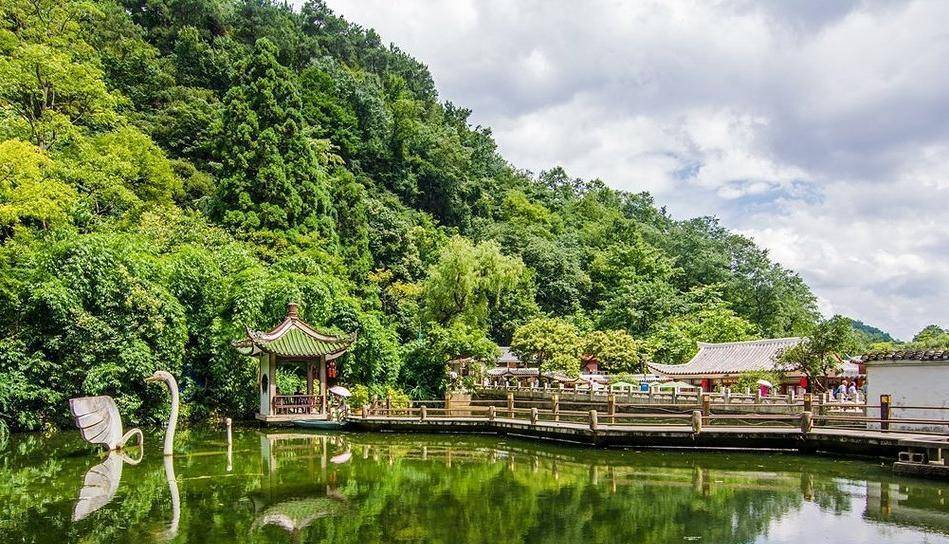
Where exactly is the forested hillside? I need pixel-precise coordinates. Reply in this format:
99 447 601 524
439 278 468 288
0 0 829 432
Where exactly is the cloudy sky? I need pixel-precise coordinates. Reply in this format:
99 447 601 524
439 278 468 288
322 0 948 339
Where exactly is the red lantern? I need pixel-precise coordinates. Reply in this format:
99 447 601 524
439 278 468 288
327 360 337 378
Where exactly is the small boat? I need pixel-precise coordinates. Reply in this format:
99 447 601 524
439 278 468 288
291 419 349 430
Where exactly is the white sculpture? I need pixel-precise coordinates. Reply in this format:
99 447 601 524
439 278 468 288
69 396 143 451
145 370 179 456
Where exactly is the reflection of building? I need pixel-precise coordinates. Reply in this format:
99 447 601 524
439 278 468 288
864 350 949 431
864 481 949 534
235 303 355 422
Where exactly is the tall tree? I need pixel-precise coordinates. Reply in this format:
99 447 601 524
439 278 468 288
774 315 856 392
211 37 334 235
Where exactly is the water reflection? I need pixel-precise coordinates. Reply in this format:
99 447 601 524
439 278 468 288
71 444 179 540
156 454 180 541
73 450 140 521
0 430 945 543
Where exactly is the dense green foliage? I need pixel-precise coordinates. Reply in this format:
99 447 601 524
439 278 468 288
0 0 840 430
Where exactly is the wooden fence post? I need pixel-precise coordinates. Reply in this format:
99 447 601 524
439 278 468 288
488 405 496 422
530 407 538 425
800 411 813 434
507 392 515 418
552 394 560 422
607 394 616 424
420 405 427 421
589 410 598 431
880 394 891 431
691 410 702 434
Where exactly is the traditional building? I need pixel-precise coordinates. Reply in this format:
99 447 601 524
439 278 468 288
235 303 356 422
647 338 805 392
863 350 949 432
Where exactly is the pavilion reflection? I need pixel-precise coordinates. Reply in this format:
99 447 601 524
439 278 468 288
252 432 949 542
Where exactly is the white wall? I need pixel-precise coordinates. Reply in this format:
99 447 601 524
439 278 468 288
866 360 949 432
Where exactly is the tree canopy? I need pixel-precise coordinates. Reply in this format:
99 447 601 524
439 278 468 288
0 0 866 432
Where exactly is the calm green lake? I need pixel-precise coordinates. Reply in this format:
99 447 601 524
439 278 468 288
1 429 947 544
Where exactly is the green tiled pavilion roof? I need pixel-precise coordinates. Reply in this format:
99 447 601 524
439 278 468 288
259 327 350 357
234 303 355 358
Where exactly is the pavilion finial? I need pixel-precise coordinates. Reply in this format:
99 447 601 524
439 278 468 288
286 302 299 319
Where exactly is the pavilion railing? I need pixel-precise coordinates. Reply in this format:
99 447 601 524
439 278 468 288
273 394 323 415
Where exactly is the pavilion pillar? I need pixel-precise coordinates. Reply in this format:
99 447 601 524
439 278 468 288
320 355 328 414
307 362 314 396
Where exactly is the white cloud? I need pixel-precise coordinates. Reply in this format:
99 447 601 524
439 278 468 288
323 0 949 339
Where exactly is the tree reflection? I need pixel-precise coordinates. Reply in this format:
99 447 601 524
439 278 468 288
0 431 945 543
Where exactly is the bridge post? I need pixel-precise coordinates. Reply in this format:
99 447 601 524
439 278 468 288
363 404 370 419
701 394 710 418
420 405 427 422
800 411 813 434
803 393 812 413
880 394 891 430
672 388 678 405
755 389 762 405
607 394 616 424
589 410 598 431
488 405 496 422
507 392 514 418
552 394 560 422
691 410 702 434
530 407 538 425
386 394 392 415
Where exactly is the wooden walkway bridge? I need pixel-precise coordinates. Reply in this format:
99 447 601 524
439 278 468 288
343 398 949 478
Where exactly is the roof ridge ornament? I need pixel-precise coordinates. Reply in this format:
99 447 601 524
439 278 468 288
286 302 299 319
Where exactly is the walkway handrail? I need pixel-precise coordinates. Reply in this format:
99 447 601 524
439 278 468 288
361 399 949 436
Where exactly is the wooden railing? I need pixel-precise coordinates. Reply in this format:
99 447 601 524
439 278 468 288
476 383 866 407
273 394 323 415
356 396 949 436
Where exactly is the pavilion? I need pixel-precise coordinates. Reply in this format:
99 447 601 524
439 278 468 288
235 303 356 422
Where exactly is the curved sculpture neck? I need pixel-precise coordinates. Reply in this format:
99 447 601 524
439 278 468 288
161 375 179 456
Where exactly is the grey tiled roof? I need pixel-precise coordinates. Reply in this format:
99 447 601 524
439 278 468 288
648 337 801 376
498 346 520 364
486 367 538 377
862 350 949 361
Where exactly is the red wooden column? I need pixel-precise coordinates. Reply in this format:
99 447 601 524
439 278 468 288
319 355 328 414
307 361 314 413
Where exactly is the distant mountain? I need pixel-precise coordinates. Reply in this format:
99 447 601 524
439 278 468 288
847 318 897 344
